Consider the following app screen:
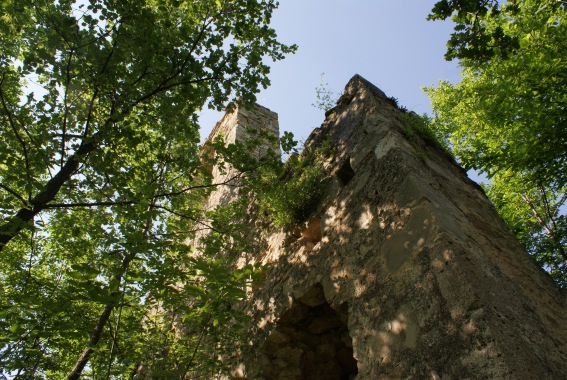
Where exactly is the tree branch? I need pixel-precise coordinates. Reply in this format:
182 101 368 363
152 204 223 234
105 271 128 380
0 182 26 205
521 191 567 262
61 45 76 168
0 131 101 252
68 185 160 379
44 200 136 209
44 171 245 209
537 185 567 262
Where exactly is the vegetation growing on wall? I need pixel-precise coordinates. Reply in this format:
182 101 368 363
312 73 337 112
232 131 326 230
400 112 451 156
257 154 325 229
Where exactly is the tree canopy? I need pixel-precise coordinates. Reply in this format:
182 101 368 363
0 0 294 378
427 0 520 61
427 0 566 286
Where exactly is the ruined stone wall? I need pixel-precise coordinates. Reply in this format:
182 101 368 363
203 76 567 379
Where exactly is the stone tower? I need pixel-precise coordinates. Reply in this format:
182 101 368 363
202 103 279 209
204 75 567 379
204 102 279 151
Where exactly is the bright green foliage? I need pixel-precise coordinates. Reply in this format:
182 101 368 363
255 147 325 229
210 127 326 229
259 156 324 228
0 0 294 378
484 172 566 287
426 0 567 286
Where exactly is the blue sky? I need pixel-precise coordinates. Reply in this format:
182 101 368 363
199 0 462 143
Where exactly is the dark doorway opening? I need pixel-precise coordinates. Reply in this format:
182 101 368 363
259 284 358 380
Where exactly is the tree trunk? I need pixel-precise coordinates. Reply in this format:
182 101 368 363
66 301 115 380
66 255 132 380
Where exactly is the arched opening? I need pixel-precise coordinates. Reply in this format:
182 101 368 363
258 284 358 380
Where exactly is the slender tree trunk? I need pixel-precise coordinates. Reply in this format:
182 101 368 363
66 255 132 380
66 301 116 380
66 193 157 379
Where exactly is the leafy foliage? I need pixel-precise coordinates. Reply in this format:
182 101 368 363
0 0 295 378
426 0 567 287
211 128 326 230
236 133 326 229
484 173 567 286
428 0 521 61
257 154 325 229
